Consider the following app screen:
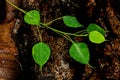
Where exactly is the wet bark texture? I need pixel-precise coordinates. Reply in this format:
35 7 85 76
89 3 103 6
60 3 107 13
0 20 21 80
0 0 21 80
0 0 120 80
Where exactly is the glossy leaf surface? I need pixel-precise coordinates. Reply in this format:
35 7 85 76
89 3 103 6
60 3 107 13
87 23 105 35
69 42 90 64
32 42 50 70
63 16 83 28
89 31 106 44
24 10 40 25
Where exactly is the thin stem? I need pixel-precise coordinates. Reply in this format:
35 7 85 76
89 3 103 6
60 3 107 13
45 17 88 36
57 32 73 43
40 66 43 80
88 64 95 69
40 66 43 74
6 0 27 13
40 22 77 44
55 31 76 46
37 25 42 42
41 22 77 44
75 30 87 34
46 17 63 25
40 22 88 37
64 34 75 43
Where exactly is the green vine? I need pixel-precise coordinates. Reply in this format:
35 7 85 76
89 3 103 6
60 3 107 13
6 0 107 74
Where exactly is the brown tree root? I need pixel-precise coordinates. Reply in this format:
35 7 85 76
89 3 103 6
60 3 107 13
0 20 21 80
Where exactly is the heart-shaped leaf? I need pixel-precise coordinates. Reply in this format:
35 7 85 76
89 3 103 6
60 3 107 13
24 10 40 25
32 42 51 71
69 42 90 64
89 31 106 44
87 23 106 35
63 16 83 28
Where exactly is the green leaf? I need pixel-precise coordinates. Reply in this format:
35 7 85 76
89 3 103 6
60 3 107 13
32 42 51 70
87 23 106 35
69 42 90 64
24 10 40 25
63 16 83 28
89 31 106 44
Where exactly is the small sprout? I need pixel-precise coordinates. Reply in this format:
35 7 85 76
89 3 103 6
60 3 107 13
69 42 90 64
89 31 106 44
87 23 106 35
24 10 40 25
32 42 51 71
63 16 83 28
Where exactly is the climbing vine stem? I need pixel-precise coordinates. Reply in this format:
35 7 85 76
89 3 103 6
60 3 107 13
40 22 88 37
37 25 42 42
6 0 27 13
